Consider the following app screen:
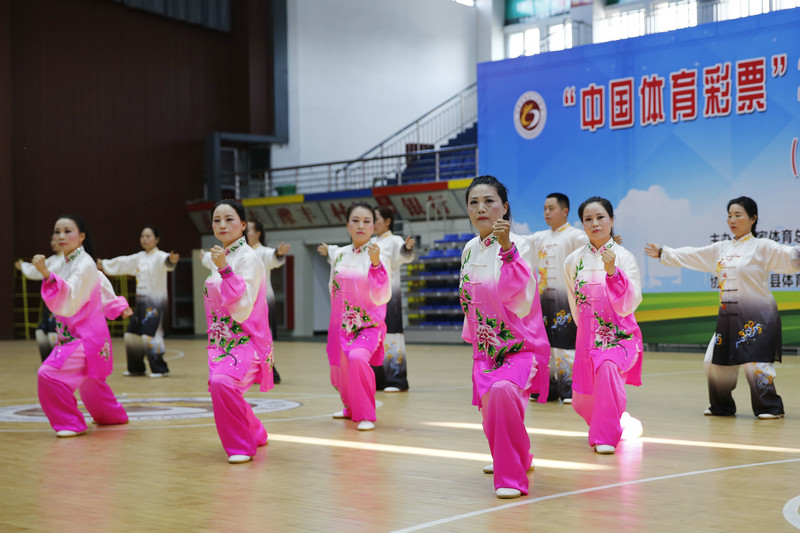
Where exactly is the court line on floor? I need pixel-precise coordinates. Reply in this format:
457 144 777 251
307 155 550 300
390 457 800 533
784 494 800 529
163 349 185 361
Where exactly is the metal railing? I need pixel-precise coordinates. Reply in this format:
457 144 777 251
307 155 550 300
212 84 478 199
338 83 477 185
266 144 478 196
219 144 478 199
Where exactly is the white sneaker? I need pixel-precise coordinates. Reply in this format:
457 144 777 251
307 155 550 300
383 387 402 392
704 408 734 416
331 410 349 419
594 444 616 454
620 412 643 439
228 455 252 464
483 462 534 474
123 371 145 377
562 398 572 405
357 420 375 431
149 373 168 378
56 430 86 438
496 488 522 499
757 413 784 419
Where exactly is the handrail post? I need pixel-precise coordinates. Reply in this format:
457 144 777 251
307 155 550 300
435 151 440 182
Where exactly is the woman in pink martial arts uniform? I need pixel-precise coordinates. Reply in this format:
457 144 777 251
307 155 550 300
204 200 274 463
323 202 391 431
564 196 643 455
35 215 131 437
459 176 551 499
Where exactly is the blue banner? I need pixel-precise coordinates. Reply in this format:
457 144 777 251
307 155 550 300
478 9 800 294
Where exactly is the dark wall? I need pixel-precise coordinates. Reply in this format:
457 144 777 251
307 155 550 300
1 0 14 337
3 0 275 338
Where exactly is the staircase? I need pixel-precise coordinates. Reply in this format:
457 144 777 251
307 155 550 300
399 124 477 184
265 84 478 195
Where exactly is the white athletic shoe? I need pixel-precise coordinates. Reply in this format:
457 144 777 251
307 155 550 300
757 413 784 419
620 411 643 439
331 410 349 419
496 488 522 499
357 421 375 431
383 387 402 392
228 455 252 464
594 444 616 454
483 462 534 474
56 430 86 438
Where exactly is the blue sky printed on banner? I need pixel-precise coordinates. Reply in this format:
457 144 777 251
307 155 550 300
477 9 800 293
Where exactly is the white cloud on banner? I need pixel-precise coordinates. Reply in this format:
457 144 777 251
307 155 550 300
511 221 531 235
616 185 721 290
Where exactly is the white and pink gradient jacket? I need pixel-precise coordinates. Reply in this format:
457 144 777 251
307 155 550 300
325 242 391 366
459 233 551 406
203 237 274 391
564 238 643 395
41 247 129 379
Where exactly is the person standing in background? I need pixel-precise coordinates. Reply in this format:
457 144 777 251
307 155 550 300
245 220 290 384
372 206 416 392
17 235 62 361
525 193 588 404
645 196 800 419
97 226 179 377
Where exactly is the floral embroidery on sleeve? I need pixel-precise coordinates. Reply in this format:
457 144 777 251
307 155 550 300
208 313 249 365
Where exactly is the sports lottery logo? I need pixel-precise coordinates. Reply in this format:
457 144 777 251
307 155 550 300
513 91 547 140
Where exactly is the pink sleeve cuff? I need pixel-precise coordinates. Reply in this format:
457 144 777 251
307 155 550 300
218 265 234 278
498 243 518 263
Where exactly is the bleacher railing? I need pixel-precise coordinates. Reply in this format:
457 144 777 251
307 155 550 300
339 83 478 179
224 144 478 198
214 83 478 199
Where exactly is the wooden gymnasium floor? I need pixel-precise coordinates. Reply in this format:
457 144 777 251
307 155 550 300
2 338 800 533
